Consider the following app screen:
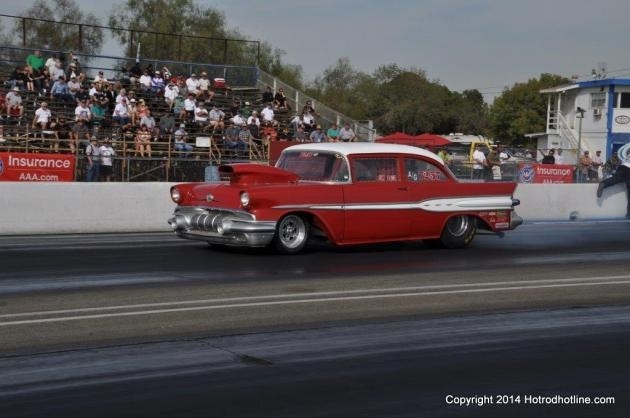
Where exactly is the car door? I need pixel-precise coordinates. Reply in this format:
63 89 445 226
404 157 452 237
342 155 411 243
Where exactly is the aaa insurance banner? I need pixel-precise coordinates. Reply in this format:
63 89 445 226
517 163 574 184
0 152 76 182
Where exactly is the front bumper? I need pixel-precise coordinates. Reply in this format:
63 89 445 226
168 206 277 247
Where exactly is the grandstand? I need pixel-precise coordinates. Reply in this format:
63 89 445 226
0 19 372 182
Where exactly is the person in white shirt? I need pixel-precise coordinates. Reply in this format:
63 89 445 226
232 111 246 126
472 144 486 180
185 73 200 96
247 111 260 127
181 93 196 121
139 69 152 90
260 104 277 126
98 138 116 182
74 100 91 123
163 82 179 111
555 148 564 164
32 101 52 129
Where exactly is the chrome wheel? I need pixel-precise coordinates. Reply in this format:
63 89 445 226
440 215 476 249
273 214 309 254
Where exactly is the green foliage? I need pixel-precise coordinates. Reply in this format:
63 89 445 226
488 73 570 145
15 0 104 54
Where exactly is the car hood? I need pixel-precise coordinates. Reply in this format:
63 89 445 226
219 163 300 186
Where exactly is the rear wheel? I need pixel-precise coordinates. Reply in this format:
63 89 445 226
273 214 310 254
439 215 476 249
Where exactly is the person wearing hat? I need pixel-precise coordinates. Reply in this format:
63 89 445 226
85 136 101 182
5 86 24 119
186 73 200 96
151 70 165 94
338 122 356 143
309 125 326 143
139 69 152 90
164 80 179 111
99 138 116 182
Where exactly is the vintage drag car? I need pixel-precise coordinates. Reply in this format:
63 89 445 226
168 143 522 254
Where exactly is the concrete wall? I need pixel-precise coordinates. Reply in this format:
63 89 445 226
0 182 627 235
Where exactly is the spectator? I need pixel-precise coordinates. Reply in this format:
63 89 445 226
139 69 152 90
173 123 192 158
51 61 65 83
247 111 260 128
236 125 252 155
99 138 116 182
541 149 555 164
70 119 90 153
159 112 176 139
135 124 152 157
85 136 101 182
260 103 277 127
74 99 92 124
127 98 138 125
288 112 302 132
66 61 82 83
139 112 159 141
555 148 564 164
295 124 307 142
32 101 53 130
301 111 315 132
309 125 326 143
578 150 593 183
231 110 246 127
150 70 165 94
163 81 179 112
194 101 210 129
50 76 73 103
93 70 107 84
90 100 107 127
472 143 486 180
113 98 131 126
26 50 45 74
5 87 24 119
592 150 604 181
198 72 214 101
604 153 621 179
208 105 225 132
338 122 356 142
262 86 274 105
326 123 340 142
45 53 60 78
129 61 143 84
185 73 200 96
487 146 502 180
274 88 290 111
224 121 240 150
302 99 315 115
8 66 28 90
181 93 196 121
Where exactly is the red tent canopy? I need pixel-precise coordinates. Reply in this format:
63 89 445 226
376 132 451 148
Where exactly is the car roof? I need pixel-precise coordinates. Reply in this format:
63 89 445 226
283 142 443 165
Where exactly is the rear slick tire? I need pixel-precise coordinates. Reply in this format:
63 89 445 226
273 214 310 254
440 215 476 249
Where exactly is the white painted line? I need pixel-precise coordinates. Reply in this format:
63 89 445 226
2 275 630 319
1 278 630 326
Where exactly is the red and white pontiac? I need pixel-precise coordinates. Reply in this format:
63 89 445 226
169 143 522 254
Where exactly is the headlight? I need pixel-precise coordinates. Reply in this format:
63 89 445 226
170 187 181 203
240 191 250 208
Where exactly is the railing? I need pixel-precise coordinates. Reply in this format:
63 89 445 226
257 70 375 142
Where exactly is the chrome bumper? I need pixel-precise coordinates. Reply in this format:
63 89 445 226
168 207 277 247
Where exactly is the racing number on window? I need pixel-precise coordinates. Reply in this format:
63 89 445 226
405 159 446 182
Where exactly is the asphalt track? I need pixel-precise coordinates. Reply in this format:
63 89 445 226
1 221 630 417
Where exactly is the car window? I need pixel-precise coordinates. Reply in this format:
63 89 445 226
277 151 349 182
353 157 399 182
405 158 447 182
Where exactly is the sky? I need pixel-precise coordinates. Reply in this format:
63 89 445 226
3 0 630 102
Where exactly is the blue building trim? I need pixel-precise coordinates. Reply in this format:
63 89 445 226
607 85 615 153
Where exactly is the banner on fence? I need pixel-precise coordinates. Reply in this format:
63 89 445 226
0 152 75 182
517 163 574 184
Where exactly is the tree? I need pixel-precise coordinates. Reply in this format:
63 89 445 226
489 73 570 145
14 0 103 54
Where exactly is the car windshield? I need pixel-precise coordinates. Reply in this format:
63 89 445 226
276 150 349 182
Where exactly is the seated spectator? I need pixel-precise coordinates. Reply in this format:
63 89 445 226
32 101 54 131
274 88 290 111
90 100 107 127
541 149 555 164
113 98 131 126
288 112 302 131
208 105 225 132
163 81 179 112
139 112 159 141
127 98 138 125
194 101 209 129
326 123 340 142
301 111 315 132
198 72 215 101
262 86 274 104
93 70 107 84
181 93 196 121
223 121 240 150
8 66 28 90
138 69 152 90
26 50 45 74
66 61 83 83
150 70 165 94
302 99 315 115
339 122 356 142
129 61 143 84
159 112 176 139
231 110 246 127
5 87 24 119
135 124 152 157
173 123 192 157
260 103 277 127
50 61 65 83
50 76 74 103
295 124 307 142
74 99 92 124
185 73 200 97
247 111 260 128
309 125 326 143
45 53 61 78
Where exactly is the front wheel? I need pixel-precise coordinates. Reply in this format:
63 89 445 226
273 214 310 254
440 215 476 249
